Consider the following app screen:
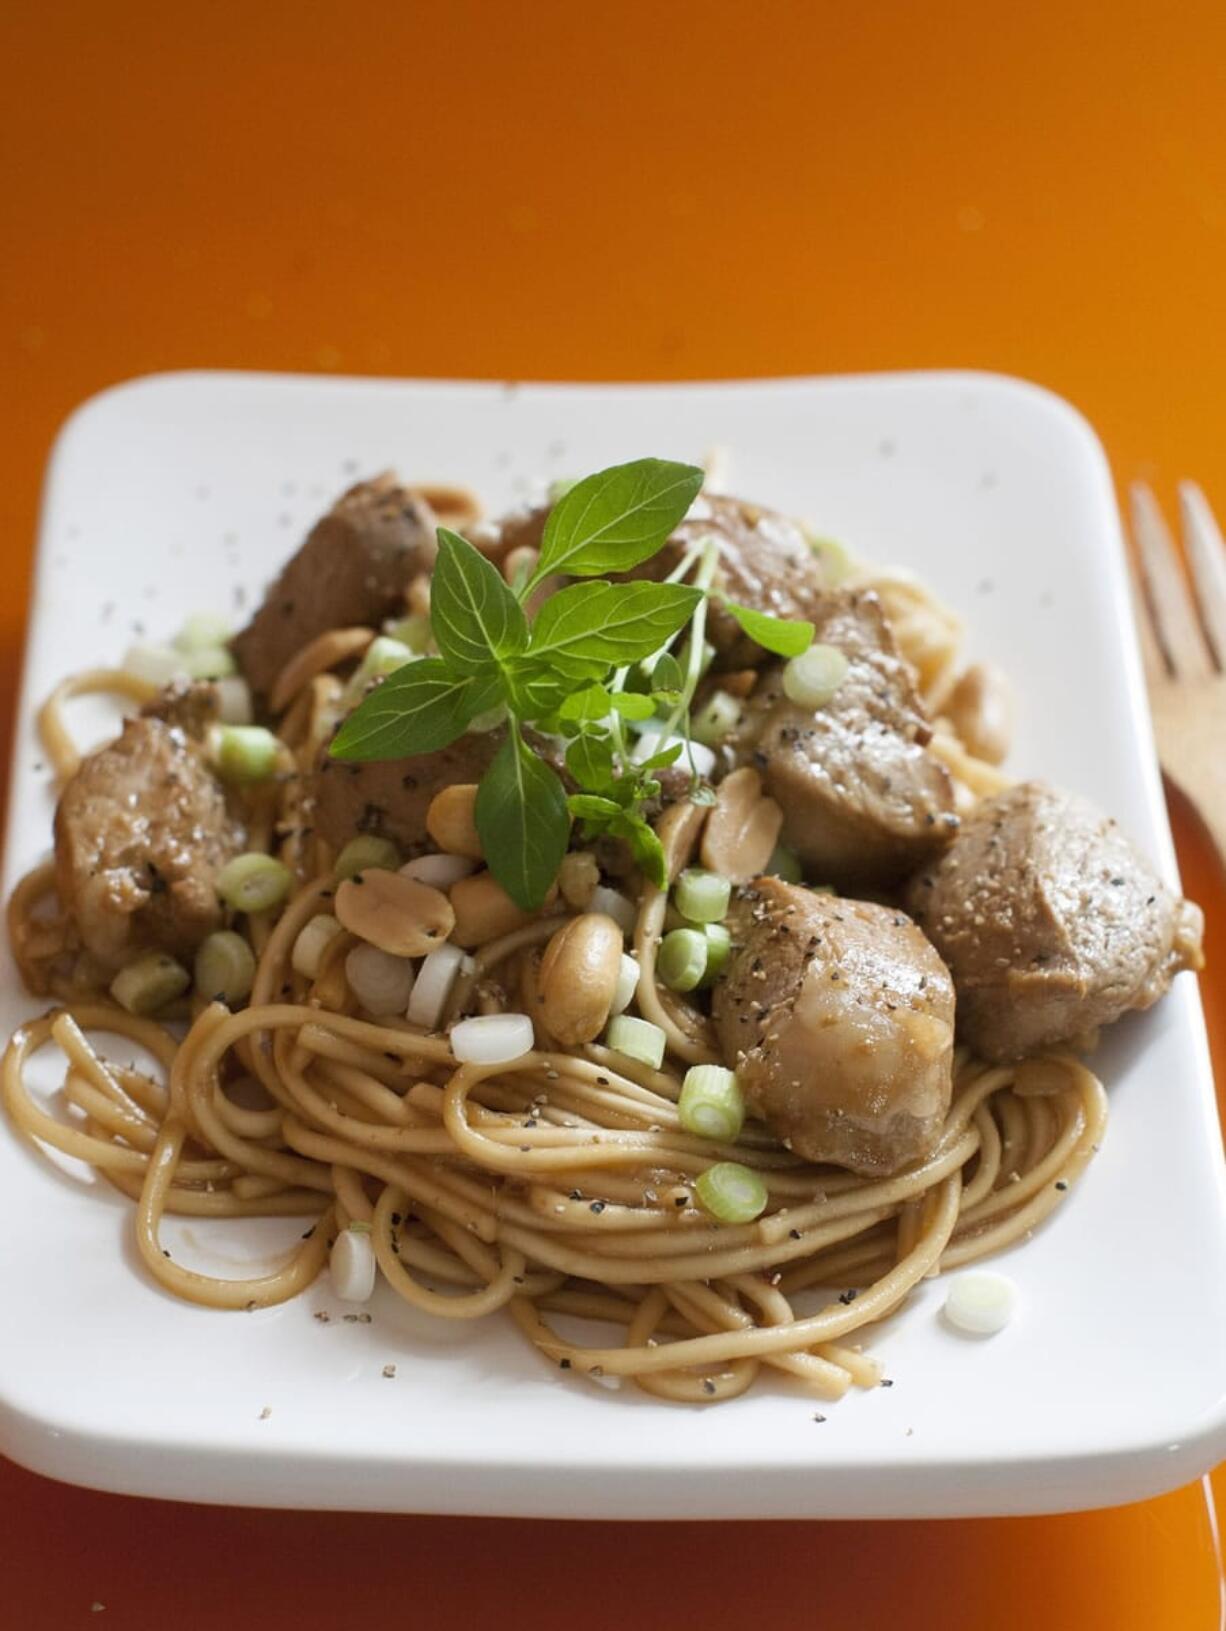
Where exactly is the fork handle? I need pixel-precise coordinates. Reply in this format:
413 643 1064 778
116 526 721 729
1149 681 1226 872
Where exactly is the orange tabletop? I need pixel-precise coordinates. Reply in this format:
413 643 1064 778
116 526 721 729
3 2 1225 1624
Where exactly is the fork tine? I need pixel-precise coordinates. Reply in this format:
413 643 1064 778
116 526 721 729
1130 482 1214 680
1177 481 1226 671
1126 543 1166 683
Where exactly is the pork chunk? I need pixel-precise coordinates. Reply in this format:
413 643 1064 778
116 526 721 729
231 475 438 702
735 590 957 888
712 877 956 1176
54 717 245 970
627 493 829 667
470 490 829 667
905 782 1204 1061
311 733 503 854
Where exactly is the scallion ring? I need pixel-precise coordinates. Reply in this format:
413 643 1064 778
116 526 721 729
693 1161 769 1224
678 1065 745 1142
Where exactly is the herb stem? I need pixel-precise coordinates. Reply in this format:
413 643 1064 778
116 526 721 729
605 539 710 774
660 538 720 743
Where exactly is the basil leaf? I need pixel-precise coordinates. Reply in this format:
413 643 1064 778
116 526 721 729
567 793 621 822
329 659 502 762
609 774 644 807
475 728 570 910
688 783 718 807
431 527 528 674
557 684 613 723
609 691 655 721
565 731 615 792
722 600 814 658
508 667 570 719
527 580 703 676
637 742 684 771
614 813 668 889
650 652 683 694
536 459 704 580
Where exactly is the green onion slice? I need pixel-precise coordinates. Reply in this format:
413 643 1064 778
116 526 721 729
678 1065 745 1142
604 1015 666 1070
194 929 256 1006
693 1161 769 1224
782 643 849 710
657 927 708 993
334 835 401 880
674 868 731 925
216 852 293 914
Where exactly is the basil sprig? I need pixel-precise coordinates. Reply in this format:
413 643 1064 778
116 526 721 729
330 457 813 909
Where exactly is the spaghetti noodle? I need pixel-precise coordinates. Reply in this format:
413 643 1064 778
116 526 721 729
1 477 1110 1405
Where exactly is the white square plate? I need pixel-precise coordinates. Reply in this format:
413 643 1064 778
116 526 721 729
2 371 1223 1518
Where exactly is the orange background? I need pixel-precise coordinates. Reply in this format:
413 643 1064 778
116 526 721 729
2 2 1225 1625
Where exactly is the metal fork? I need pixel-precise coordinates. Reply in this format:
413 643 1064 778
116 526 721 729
1129 481 1226 867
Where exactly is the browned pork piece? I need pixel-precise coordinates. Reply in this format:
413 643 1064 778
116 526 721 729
734 589 957 889
905 782 1205 1062
712 877 956 1176
311 734 502 854
468 491 830 667
140 677 223 737
231 475 438 702
627 493 829 666
54 713 245 970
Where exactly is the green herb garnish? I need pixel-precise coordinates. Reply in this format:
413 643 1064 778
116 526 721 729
330 457 813 910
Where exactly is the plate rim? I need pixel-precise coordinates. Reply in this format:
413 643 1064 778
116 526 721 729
3 366 1223 1518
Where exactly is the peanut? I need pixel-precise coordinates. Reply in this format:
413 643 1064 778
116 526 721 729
426 784 483 859
450 871 535 948
558 850 600 910
537 913 624 1045
945 662 1013 766
334 870 454 957
699 766 783 883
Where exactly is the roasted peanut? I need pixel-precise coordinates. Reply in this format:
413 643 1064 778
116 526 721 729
537 913 624 1044
558 850 600 910
450 871 535 948
334 870 454 957
700 766 783 883
945 662 1013 766
426 784 483 859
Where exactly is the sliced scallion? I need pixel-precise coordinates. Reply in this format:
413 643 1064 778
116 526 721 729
674 868 731 924
173 612 233 652
382 614 434 654
216 852 293 914
693 1161 768 1224
691 689 743 747
346 635 417 701
698 921 731 986
604 1015 666 1070
334 835 401 881
657 927 708 993
678 1065 745 1142
211 724 280 783
183 645 238 680
610 952 640 1016
782 643 849 710
806 533 856 585
123 643 184 688
110 952 191 1016
292 914 344 980
194 930 256 1006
